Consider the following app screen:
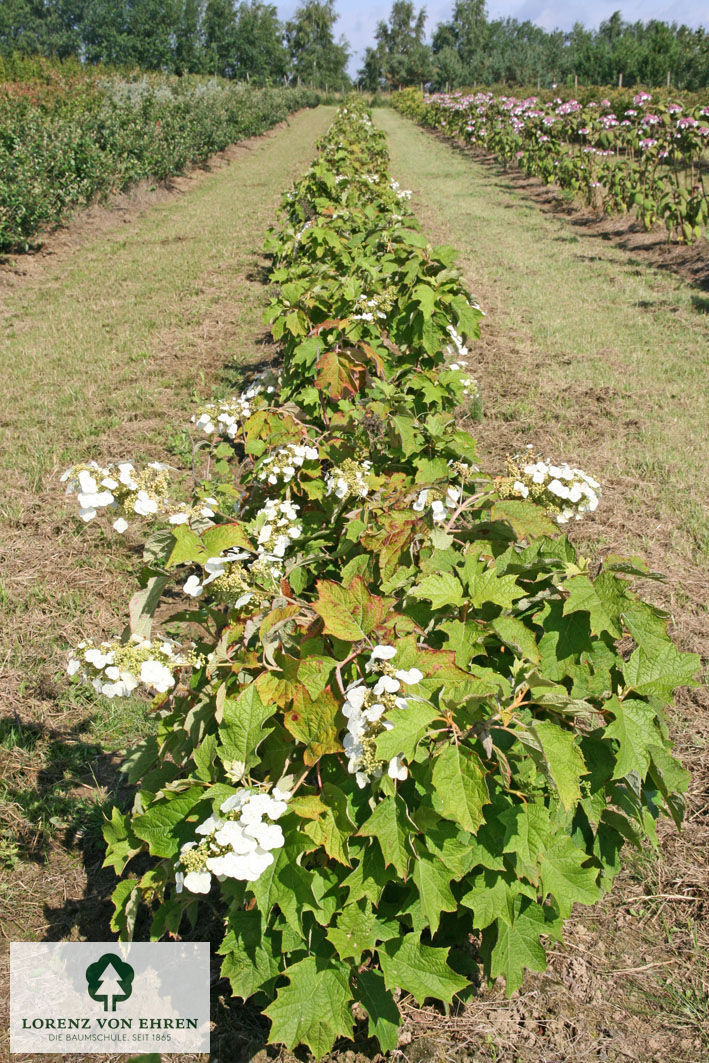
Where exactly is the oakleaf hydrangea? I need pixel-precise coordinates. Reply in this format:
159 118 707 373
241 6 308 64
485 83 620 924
501 450 600 523
67 635 198 698
175 786 290 893
343 645 424 787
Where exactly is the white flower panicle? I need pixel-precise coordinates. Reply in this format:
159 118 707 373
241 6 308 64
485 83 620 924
446 362 481 401
412 485 462 523
255 498 302 560
503 451 601 524
325 458 372 501
351 290 393 322
167 497 219 527
257 442 319 486
390 178 412 200
342 644 424 788
182 547 281 608
174 786 291 894
61 460 172 532
191 371 279 440
444 324 468 360
67 634 197 699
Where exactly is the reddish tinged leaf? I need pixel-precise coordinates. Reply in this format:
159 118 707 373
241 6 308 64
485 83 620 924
315 349 363 399
284 685 342 765
259 605 301 641
254 657 301 708
313 577 390 641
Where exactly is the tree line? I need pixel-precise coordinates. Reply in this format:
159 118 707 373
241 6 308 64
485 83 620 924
2 0 709 91
0 0 350 88
361 1 709 92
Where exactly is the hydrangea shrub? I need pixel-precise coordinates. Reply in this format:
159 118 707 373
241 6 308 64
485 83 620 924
65 101 699 1058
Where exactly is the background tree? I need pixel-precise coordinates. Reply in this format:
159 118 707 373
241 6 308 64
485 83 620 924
285 0 349 90
233 1 287 84
82 0 178 69
174 0 206 75
203 0 238 76
360 1 431 90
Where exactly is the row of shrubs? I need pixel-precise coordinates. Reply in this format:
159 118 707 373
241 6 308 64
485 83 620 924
63 100 697 1056
0 75 319 251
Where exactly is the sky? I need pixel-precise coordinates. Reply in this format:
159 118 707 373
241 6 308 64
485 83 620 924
275 0 709 76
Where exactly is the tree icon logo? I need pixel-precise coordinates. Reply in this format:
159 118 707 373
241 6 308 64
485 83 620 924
85 953 135 1012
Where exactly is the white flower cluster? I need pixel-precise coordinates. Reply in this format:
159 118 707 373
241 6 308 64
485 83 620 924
351 291 390 323
257 442 319 486
167 497 218 527
507 453 601 524
67 635 195 698
255 499 302 559
175 786 290 894
447 362 481 400
444 324 468 359
390 178 412 200
183 548 253 605
61 460 171 532
412 484 462 523
192 372 278 440
342 645 424 788
325 458 372 500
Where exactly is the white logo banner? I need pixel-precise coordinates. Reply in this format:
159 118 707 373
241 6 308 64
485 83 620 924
10 941 210 1054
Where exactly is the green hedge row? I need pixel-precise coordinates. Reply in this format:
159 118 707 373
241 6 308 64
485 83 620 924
0 77 319 251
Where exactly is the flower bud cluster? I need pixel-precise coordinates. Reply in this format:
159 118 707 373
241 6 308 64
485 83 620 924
325 458 373 500
501 450 600 524
184 548 253 606
257 442 319 486
175 786 291 894
342 645 424 788
61 460 172 532
412 484 462 523
191 371 278 439
67 634 197 698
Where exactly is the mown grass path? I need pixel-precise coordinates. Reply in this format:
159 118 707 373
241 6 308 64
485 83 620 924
0 106 333 997
375 107 709 1063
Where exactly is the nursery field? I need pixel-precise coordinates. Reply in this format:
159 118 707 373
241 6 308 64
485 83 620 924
0 98 707 1063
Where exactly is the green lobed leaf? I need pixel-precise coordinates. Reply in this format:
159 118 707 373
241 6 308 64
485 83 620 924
131 787 206 858
531 719 587 811
489 899 553 996
412 848 457 933
218 684 277 775
265 956 354 1059
410 571 464 610
431 743 490 834
357 793 412 877
539 835 602 918
374 700 439 762
379 935 469 1005
355 969 402 1054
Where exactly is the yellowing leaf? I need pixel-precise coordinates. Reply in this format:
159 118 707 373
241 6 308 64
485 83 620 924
284 686 342 765
313 577 389 641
